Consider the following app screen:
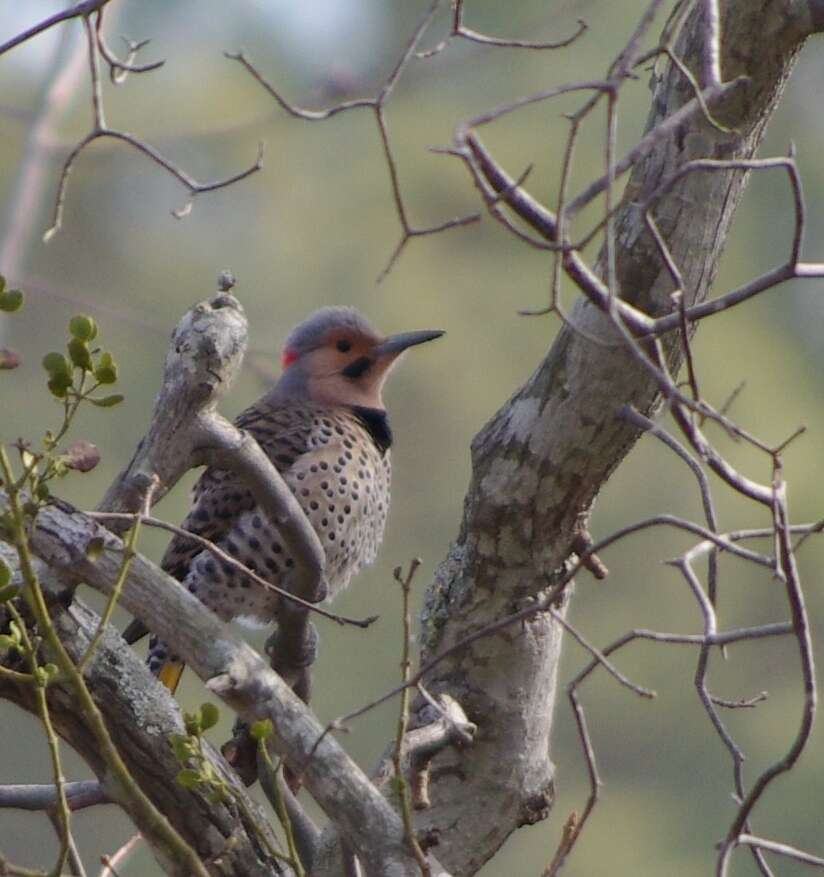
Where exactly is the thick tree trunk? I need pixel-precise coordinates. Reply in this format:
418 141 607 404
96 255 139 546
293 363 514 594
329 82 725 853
415 2 818 872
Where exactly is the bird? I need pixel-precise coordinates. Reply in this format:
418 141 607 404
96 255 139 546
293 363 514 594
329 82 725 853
123 306 443 693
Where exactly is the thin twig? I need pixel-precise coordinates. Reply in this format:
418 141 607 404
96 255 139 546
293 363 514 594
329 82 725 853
0 781 108 812
256 744 306 877
5 601 73 876
417 0 587 56
226 1 479 282
93 9 164 83
548 608 654 699
716 477 817 876
737 834 824 868
78 479 158 673
392 560 430 876
0 0 110 57
97 835 141 877
87 511 376 628
47 810 88 877
44 133 263 241
0 450 210 877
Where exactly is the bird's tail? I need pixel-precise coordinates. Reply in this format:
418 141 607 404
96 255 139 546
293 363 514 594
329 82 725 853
148 635 185 693
157 660 185 694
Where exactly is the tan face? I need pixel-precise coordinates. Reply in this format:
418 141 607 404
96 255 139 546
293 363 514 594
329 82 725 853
281 324 444 409
302 329 398 409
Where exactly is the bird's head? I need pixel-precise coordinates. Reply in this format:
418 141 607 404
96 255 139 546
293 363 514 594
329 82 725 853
274 306 443 409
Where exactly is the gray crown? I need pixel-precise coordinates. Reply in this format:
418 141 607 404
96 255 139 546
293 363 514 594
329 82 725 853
284 307 378 354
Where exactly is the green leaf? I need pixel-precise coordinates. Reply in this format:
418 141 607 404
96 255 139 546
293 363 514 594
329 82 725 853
94 352 118 385
0 584 17 604
176 769 202 789
199 761 217 782
199 702 220 732
89 394 124 408
68 315 97 341
51 460 68 479
0 289 24 313
0 585 17 603
47 380 67 399
0 275 5 293
250 719 273 741
8 620 23 644
0 557 11 588
35 482 50 501
170 734 193 764
42 352 70 376
46 363 72 398
183 711 201 737
67 337 93 371
0 634 18 653
207 788 229 805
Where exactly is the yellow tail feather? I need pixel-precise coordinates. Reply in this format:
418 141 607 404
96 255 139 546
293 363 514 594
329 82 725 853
158 661 185 694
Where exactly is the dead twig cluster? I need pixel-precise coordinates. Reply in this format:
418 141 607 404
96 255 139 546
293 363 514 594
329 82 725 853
0 0 261 249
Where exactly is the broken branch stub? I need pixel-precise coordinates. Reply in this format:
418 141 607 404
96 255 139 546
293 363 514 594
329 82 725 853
99 292 248 517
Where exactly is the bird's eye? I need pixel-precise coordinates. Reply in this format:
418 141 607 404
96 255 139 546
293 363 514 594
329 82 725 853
336 339 352 353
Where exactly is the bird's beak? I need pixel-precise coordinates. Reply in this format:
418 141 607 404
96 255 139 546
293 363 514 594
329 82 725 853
373 329 444 357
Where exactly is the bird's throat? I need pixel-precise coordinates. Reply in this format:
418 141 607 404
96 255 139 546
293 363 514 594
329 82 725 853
351 406 393 454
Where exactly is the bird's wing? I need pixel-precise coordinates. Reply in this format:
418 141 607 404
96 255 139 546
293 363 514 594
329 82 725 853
123 400 318 644
160 400 319 578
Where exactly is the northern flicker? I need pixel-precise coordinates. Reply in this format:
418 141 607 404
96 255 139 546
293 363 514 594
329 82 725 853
125 307 442 691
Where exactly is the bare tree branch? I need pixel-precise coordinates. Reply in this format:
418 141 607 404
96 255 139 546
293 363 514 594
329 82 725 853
226 0 480 282
1 496 450 877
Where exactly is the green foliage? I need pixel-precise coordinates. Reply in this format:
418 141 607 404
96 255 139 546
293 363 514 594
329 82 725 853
94 352 117 384
175 768 202 789
0 275 23 313
41 316 121 406
0 619 24 656
0 584 17 603
42 352 72 399
199 701 220 731
41 353 68 373
250 718 273 741
0 557 11 588
34 663 58 687
3 313 125 519
89 394 124 408
67 337 93 372
68 315 97 342
171 703 231 805
183 701 221 737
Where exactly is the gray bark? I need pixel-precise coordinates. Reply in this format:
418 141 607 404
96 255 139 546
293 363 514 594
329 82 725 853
1 491 449 876
413 2 821 873
0 573 287 877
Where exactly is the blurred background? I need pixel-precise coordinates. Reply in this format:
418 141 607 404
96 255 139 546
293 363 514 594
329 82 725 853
2 1 824 875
